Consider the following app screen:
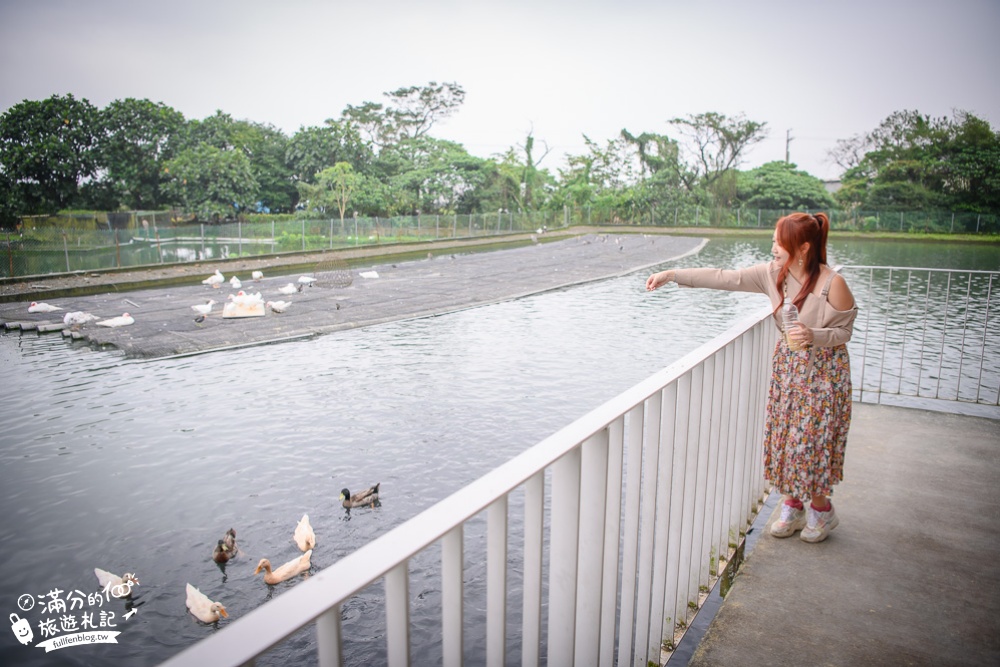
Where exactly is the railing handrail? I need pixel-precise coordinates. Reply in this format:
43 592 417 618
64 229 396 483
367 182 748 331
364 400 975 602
160 305 777 667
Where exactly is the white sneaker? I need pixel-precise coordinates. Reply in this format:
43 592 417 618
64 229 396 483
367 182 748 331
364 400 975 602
800 504 840 543
769 501 806 538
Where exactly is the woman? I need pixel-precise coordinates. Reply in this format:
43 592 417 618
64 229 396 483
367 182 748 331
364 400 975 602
646 212 857 543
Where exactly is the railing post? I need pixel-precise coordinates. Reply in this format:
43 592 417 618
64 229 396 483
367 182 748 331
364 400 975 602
385 563 410 666
600 417 625 667
442 526 463 667
521 472 544 667
547 446 581 664
487 496 507 667
575 430 610 662
316 605 343 667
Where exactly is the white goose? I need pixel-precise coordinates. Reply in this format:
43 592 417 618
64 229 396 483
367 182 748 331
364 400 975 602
251 270 264 281
185 583 228 623
294 514 316 552
202 270 224 288
278 283 300 295
28 301 62 313
298 276 317 286
191 300 216 316
229 276 242 289
96 313 135 328
266 300 292 313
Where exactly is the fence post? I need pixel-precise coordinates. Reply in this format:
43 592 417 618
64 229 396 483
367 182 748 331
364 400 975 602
7 233 13 277
115 229 121 268
951 213 955 233
301 219 306 251
354 215 359 246
271 221 276 253
452 213 457 238
330 218 334 249
238 220 243 256
156 232 163 263
436 214 440 239
900 211 904 232
63 232 71 273
201 223 206 258
977 214 981 233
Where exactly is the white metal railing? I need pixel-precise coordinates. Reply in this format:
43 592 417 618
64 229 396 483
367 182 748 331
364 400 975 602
159 307 778 667
843 267 999 410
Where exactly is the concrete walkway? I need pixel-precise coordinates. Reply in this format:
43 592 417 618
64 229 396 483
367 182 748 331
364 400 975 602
687 402 1000 667
0 233 702 358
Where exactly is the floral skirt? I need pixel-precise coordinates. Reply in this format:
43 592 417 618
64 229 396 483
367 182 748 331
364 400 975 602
763 339 852 499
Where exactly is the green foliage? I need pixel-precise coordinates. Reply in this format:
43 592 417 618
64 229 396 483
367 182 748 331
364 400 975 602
0 94 100 213
737 161 836 210
161 144 259 220
835 109 1000 213
92 98 186 210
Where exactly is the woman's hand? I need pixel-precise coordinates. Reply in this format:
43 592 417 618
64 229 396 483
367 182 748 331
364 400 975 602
646 270 674 291
788 321 814 347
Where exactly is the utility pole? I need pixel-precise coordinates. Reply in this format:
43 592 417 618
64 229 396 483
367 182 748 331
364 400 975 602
785 129 794 163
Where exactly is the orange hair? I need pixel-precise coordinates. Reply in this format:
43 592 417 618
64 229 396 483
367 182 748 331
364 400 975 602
773 212 830 315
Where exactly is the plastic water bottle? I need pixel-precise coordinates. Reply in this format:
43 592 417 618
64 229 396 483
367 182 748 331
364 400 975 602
782 297 803 351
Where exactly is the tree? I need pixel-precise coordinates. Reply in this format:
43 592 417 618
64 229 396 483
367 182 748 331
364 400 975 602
161 144 259 220
0 94 100 213
385 81 465 140
92 98 185 210
668 112 768 190
737 161 836 210
324 162 361 225
834 109 999 212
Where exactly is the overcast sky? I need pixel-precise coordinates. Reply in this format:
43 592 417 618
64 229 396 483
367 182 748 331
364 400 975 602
1 0 997 181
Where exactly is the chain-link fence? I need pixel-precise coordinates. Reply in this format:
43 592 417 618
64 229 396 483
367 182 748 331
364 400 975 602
2 207 996 279
1 210 570 279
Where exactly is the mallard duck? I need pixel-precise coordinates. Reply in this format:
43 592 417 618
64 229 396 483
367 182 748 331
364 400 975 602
265 300 292 313
185 583 228 623
28 301 63 313
202 269 224 288
340 483 380 509
223 528 237 552
94 568 139 598
212 539 231 564
191 300 216 316
96 313 134 328
254 550 312 585
294 514 316 552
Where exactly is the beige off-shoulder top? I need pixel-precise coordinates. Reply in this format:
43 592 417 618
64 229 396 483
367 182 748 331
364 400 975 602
672 261 858 348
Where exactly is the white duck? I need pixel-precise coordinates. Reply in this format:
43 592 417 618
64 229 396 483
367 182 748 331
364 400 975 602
359 270 379 279
254 550 312 585
96 313 135 328
266 300 292 313
94 568 140 598
278 283 300 295
185 583 228 623
251 270 264 281
28 301 62 313
63 311 97 327
294 514 316 552
229 276 242 289
228 291 264 307
191 300 216 316
298 276 317 286
202 270 224 288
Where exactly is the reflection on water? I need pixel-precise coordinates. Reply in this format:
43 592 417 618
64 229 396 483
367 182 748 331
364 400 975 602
0 236 996 666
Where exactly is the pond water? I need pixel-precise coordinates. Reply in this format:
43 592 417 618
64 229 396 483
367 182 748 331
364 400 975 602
0 236 997 667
